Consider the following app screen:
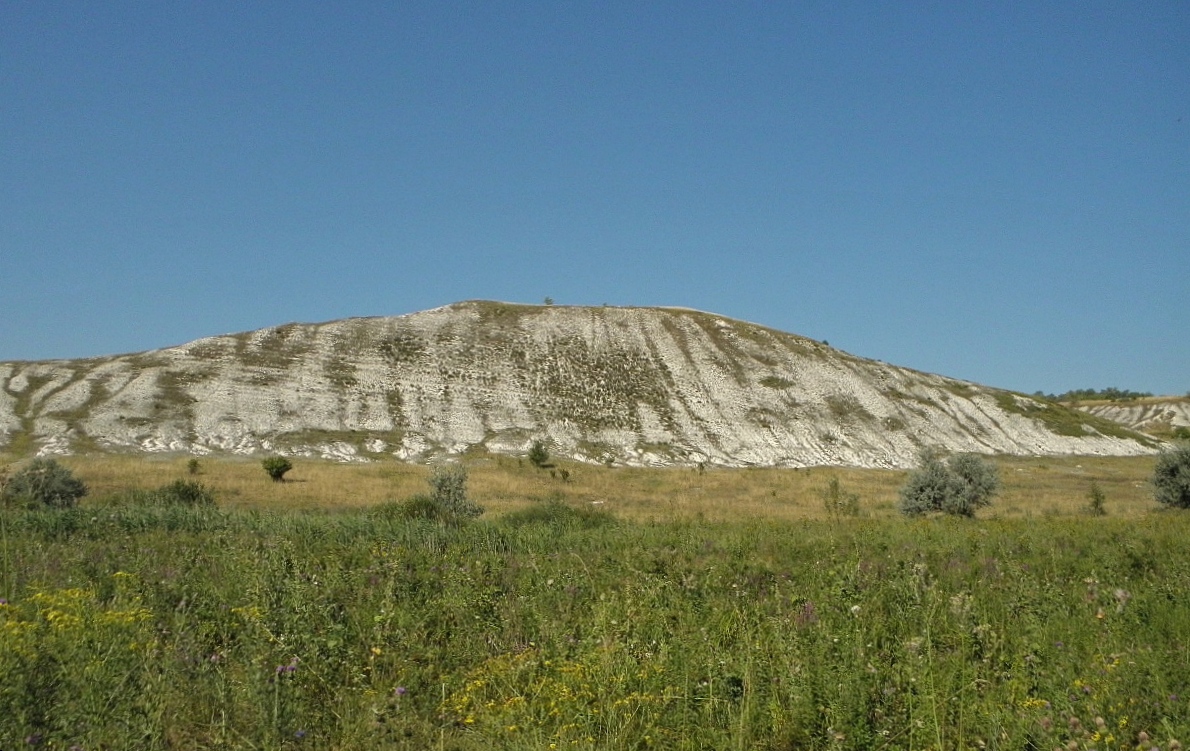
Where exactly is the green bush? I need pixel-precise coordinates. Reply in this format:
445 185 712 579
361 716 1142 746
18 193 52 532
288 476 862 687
427 463 482 520
371 494 440 522
502 498 616 529
1152 444 1190 509
261 456 293 482
1 458 87 509
153 479 216 507
369 467 481 525
100 480 217 509
899 450 999 518
1087 481 1107 516
528 440 550 469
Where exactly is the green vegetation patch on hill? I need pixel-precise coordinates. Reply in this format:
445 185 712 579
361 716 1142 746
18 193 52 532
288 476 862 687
528 335 675 432
231 323 317 372
995 392 1159 446
759 375 794 390
1039 387 1154 402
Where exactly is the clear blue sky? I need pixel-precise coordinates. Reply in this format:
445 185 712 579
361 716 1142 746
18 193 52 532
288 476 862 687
2 2 1187 395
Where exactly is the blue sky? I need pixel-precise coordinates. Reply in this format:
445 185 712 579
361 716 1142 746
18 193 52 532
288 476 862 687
2 2 1187 395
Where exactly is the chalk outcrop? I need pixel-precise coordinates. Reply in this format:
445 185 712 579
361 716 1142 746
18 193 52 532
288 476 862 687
1076 398 1190 438
0 301 1160 467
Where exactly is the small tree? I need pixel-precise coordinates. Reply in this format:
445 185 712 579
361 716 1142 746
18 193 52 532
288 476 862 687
187 458 201 475
528 440 550 469
899 450 999 518
262 456 293 483
1152 444 1190 509
1 458 88 509
427 463 482 520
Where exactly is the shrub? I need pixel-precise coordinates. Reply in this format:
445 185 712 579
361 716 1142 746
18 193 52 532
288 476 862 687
108 480 217 508
428 463 482 520
369 467 482 524
899 450 999 518
153 479 216 507
261 456 293 482
187 458 201 475
1087 481 1107 516
528 440 550 469
371 495 440 522
502 498 615 529
898 451 956 516
1152 444 1190 509
1 458 87 509
946 453 1000 515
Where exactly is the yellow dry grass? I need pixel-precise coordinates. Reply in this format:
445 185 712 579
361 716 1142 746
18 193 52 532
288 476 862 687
2 450 1161 521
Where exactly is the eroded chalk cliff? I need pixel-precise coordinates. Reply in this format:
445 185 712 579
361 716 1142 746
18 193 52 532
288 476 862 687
0 301 1159 467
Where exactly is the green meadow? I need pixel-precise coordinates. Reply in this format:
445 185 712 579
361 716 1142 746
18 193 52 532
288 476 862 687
1 455 1187 750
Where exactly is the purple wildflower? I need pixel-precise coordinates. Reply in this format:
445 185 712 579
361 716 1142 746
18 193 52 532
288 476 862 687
795 600 819 627
276 657 299 675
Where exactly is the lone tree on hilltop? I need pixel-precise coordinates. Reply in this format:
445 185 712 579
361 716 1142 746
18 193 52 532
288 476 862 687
528 440 550 469
1 458 88 509
1152 444 1190 509
262 456 293 483
899 450 999 518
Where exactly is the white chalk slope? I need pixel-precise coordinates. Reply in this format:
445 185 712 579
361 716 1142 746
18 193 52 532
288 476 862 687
0 301 1159 467
1076 398 1190 437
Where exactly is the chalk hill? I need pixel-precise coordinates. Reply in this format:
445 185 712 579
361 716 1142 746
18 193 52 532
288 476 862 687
1074 397 1190 440
0 301 1160 467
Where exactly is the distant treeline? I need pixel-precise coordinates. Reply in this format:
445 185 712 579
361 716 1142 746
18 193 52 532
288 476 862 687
1034 387 1153 402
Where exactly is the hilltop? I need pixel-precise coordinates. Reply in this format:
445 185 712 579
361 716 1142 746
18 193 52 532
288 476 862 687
0 301 1160 468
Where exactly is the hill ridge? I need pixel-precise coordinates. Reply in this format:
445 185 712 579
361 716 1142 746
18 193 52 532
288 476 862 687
0 301 1160 467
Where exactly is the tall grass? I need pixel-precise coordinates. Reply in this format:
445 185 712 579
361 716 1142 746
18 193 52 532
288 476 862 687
2 500 1187 749
12 452 1162 520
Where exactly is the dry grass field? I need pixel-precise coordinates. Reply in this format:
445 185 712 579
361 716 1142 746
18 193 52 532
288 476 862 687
6 450 1161 520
